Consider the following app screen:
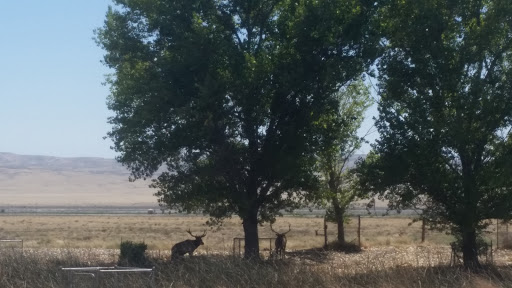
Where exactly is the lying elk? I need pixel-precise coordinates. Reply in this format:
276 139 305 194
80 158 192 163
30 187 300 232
271 224 291 259
171 229 207 260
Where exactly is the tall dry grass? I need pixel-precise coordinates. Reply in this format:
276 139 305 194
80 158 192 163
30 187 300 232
0 248 511 287
1 214 510 287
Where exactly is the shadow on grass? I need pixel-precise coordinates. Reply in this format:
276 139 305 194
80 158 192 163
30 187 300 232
152 255 512 288
286 241 362 263
286 247 331 263
3 250 512 288
343 264 512 288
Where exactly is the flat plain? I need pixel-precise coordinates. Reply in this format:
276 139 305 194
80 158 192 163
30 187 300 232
0 214 469 251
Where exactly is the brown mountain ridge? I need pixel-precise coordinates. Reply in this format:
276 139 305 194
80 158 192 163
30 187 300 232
0 152 155 206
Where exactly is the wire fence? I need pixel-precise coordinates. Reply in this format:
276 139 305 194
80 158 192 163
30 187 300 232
1 216 511 260
312 216 509 249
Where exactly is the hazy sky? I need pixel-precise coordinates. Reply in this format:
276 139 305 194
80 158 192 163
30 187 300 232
0 1 378 159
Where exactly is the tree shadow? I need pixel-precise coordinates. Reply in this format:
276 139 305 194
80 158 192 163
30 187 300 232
340 264 512 288
285 248 332 263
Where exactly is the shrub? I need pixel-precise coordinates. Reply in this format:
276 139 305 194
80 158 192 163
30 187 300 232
118 240 148 267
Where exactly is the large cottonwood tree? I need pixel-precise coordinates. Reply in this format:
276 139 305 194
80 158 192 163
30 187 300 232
96 0 378 259
359 0 512 269
316 80 372 244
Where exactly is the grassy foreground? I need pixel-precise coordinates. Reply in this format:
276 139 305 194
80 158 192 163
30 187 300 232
0 249 511 288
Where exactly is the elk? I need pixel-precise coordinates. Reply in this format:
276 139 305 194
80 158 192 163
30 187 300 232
270 224 291 259
171 229 207 260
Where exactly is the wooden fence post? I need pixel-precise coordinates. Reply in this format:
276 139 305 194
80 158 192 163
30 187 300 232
357 215 361 247
421 218 426 243
504 222 509 242
491 240 494 264
323 216 328 248
497 219 499 250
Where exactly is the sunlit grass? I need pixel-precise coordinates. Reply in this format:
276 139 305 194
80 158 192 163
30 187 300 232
0 215 459 251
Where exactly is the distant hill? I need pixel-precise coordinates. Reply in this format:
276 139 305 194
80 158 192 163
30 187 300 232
0 152 155 206
0 152 129 175
0 152 370 208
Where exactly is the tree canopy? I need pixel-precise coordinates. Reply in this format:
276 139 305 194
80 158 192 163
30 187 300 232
358 0 512 269
316 79 372 244
96 0 379 258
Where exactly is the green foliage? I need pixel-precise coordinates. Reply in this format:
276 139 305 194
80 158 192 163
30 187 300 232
118 240 148 267
315 79 373 242
324 208 352 224
96 0 380 258
358 0 512 268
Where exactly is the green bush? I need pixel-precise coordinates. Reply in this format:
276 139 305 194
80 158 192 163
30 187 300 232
118 240 148 267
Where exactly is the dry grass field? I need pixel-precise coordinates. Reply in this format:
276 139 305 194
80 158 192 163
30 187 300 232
1 214 512 287
2 248 512 288
0 215 457 252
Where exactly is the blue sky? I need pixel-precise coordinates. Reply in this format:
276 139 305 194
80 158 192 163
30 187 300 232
0 1 378 159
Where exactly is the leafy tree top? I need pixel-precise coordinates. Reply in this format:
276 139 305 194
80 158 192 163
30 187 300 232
96 0 380 224
359 0 512 228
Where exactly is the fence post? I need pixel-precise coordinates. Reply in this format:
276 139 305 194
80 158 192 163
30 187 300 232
497 219 499 250
490 240 494 264
357 215 361 247
507 222 509 246
421 218 426 243
323 216 328 248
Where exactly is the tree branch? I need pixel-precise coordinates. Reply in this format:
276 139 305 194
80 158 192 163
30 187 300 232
337 124 375 179
255 1 278 54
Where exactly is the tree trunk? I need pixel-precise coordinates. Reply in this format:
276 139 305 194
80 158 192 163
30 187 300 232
336 216 345 244
462 227 481 270
332 196 345 244
459 154 482 270
242 208 260 259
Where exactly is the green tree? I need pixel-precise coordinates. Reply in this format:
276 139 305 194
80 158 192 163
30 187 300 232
96 0 379 259
358 0 512 269
317 79 372 244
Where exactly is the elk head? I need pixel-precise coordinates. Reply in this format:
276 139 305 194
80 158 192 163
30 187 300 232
270 223 291 238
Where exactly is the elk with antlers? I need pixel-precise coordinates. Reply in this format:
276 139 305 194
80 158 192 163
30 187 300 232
171 229 207 260
270 224 291 259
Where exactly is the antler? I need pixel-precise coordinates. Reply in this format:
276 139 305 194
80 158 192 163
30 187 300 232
283 224 291 235
270 224 291 235
187 228 207 238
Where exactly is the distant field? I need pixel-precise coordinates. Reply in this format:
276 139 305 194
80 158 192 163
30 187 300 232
0 215 457 252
